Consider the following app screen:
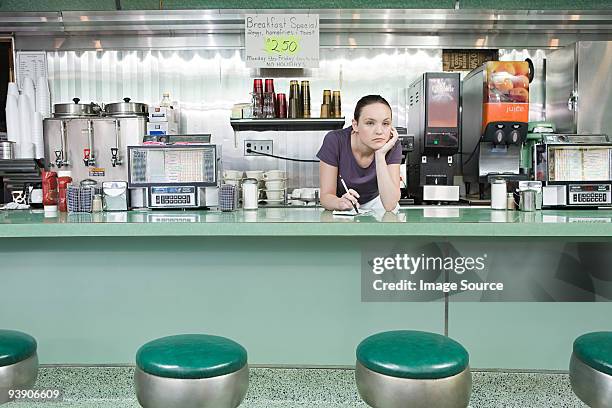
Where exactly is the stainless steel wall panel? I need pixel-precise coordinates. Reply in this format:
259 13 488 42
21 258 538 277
46 47 441 188
545 44 577 132
576 41 612 135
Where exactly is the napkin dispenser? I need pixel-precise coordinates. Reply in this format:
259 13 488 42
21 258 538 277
103 181 128 211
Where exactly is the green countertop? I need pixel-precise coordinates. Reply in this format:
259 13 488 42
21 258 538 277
1 207 612 238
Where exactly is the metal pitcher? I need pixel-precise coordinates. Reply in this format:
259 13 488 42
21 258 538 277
519 189 537 212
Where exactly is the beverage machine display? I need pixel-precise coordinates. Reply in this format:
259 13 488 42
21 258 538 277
461 60 534 198
406 72 461 203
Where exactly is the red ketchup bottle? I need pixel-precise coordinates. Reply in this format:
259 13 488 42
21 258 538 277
57 173 73 212
42 171 58 213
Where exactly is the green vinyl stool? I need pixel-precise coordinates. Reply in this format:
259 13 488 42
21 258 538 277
570 331 612 407
356 330 471 408
0 330 39 405
134 334 248 408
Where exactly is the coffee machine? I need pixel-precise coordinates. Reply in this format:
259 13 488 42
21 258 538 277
406 72 461 203
461 61 533 198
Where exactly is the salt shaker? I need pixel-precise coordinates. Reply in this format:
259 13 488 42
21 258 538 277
507 193 516 210
242 178 258 210
92 194 103 213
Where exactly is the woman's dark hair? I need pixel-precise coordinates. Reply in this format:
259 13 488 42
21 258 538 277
353 95 392 121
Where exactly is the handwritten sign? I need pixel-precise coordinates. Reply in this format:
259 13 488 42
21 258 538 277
245 14 319 68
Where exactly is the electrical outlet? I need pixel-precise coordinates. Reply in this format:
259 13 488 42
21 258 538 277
244 140 273 156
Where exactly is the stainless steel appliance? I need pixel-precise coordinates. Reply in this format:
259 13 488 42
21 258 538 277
461 61 533 198
127 144 221 209
104 98 148 117
43 98 147 185
406 72 461 203
53 98 101 118
546 41 612 136
537 134 612 207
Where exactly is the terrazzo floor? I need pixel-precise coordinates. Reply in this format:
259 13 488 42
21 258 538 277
5 366 587 407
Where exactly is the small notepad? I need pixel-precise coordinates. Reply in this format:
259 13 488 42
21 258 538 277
332 208 373 217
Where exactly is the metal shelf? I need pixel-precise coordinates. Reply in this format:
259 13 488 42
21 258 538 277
230 118 346 132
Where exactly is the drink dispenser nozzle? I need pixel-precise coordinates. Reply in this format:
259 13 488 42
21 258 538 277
111 120 122 167
111 147 121 167
55 120 71 168
83 120 96 166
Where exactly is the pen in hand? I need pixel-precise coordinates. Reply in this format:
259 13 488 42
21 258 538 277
339 175 359 214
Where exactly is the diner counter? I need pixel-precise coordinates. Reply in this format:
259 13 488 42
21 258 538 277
1 206 612 238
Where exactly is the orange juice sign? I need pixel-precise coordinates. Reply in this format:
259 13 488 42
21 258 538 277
483 61 530 131
245 14 319 68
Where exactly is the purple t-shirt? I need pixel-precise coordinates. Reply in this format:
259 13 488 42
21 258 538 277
316 126 402 205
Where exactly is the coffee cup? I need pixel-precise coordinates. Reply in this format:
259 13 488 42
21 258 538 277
265 180 285 190
265 189 284 200
245 170 264 181
301 188 315 200
264 170 286 180
224 170 243 180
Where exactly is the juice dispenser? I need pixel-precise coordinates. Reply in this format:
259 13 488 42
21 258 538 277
461 60 534 198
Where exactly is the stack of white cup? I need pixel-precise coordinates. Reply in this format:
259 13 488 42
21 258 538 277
223 170 243 197
263 170 287 201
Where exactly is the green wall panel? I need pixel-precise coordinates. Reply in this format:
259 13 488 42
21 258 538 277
0 0 118 11
0 236 443 365
1 0 607 11
135 0 455 9
0 0 456 11
460 0 612 9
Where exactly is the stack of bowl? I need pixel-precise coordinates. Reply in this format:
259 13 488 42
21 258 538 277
263 170 287 203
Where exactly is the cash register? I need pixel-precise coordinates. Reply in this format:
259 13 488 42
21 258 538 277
127 144 220 209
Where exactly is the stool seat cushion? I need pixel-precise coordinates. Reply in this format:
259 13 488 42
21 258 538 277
573 331 612 376
0 329 37 367
356 330 469 380
136 334 247 379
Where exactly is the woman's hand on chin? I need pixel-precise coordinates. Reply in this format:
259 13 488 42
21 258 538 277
375 127 399 157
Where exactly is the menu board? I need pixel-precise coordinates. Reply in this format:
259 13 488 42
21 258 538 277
16 51 47 88
245 14 319 68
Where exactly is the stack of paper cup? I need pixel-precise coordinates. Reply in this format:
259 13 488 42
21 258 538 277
21 77 36 113
7 82 18 97
17 93 34 159
36 77 51 118
5 92 20 145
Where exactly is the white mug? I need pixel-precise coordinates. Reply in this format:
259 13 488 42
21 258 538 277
291 189 302 199
264 170 286 180
224 170 243 180
245 171 264 181
265 180 285 190
265 190 284 200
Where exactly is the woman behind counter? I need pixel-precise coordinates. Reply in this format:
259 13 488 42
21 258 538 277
317 95 401 212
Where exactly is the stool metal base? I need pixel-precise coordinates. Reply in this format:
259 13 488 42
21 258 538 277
134 364 248 408
0 354 39 405
355 361 471 408
570 353 612 408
